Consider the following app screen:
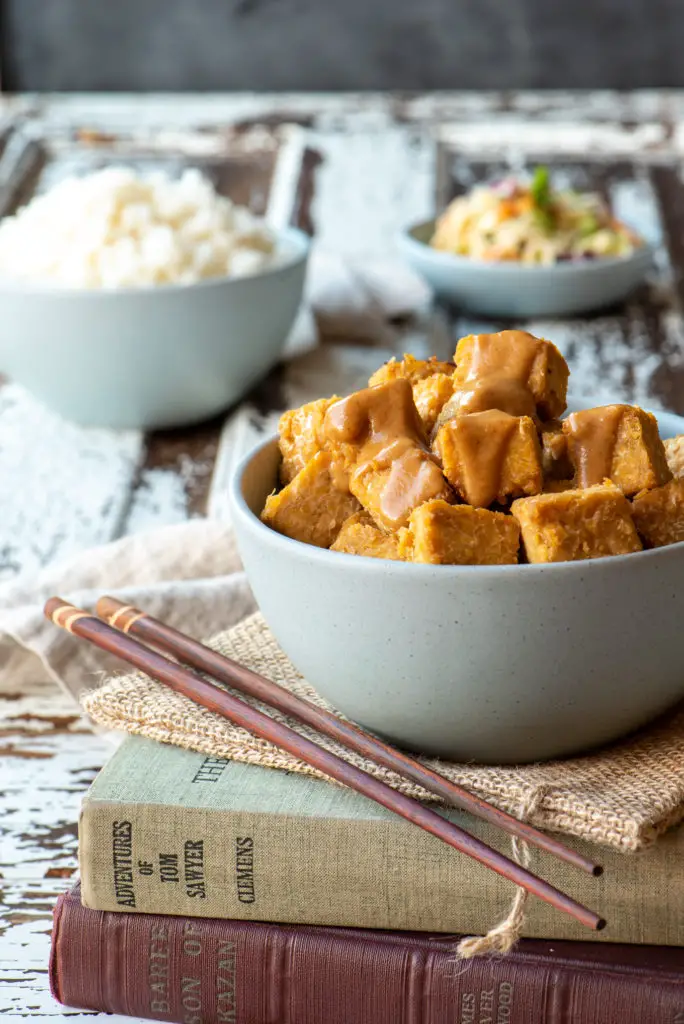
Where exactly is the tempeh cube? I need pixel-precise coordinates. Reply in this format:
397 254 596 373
350 446 453 531
330 511 403 560
511 484 642 563
434 410 543 507
453 331 569 419
631 478 684 548
261 452 360 548
278 396 341 484
412 373 455 434
368 354 454 388
664 435 684 480
398 499 520 565
323 379 433 478
563 405 672 496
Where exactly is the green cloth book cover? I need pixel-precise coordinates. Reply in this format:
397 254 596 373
80 735 683 944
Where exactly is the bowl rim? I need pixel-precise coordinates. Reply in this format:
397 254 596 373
0 224 310 299
399 219 654 275
230 402 684 576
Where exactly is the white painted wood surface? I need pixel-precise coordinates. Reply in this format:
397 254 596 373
2 90 684 1020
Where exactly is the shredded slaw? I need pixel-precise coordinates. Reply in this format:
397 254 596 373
431 167 642 266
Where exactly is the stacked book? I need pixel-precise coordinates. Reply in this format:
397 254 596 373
51 735 684 1023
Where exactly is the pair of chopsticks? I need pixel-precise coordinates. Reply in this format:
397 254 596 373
45 595 605 932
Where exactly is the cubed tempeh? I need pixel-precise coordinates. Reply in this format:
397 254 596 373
399 499 520 565
631 478 684 548
434 410 543 507
563 405 671 496
278 396 341 484
368 354 454 388
453 330 569 419
350 446 453 530
261 452 360 548
511 484 642 563
330 511 403 560
323 379 431 476
412 373 455 434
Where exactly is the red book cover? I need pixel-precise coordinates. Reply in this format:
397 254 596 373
50 884 684 1024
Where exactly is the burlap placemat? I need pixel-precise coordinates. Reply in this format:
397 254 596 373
82 610 684 855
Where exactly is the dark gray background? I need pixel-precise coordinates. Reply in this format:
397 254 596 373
0 0 673 92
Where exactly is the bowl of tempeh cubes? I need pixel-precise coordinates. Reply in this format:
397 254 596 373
230 330 684 763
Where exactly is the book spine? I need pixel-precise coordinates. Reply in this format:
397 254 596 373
50 888 684 1024
79 795 675 944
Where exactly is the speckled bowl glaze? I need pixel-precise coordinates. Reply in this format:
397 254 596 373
0 226 309 430
398 220 653 318
230 405 684 764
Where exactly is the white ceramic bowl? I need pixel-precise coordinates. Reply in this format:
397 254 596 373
230 403 684 765
398 220 653 318
0 226 309 429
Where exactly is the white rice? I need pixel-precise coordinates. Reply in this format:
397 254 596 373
0 166 278 289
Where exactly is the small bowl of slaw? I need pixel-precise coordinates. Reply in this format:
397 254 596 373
398 167 653 318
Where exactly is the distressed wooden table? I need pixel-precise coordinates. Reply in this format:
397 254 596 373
3 90 684 1019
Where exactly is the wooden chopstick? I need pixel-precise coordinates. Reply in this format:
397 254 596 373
45 598 605 932
95 595 601 878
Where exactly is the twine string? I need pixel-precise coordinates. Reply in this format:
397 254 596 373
456 787 549 958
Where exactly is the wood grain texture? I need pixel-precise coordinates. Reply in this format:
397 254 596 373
4 90 684 1018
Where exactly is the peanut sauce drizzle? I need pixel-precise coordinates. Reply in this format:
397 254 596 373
444 375 537 420
429 331 542 504
435 330 542 435
453 410 519 508
380 444 447 524
564 405 626 487
467 330 542 384
325 377 426 451
324 379 447 526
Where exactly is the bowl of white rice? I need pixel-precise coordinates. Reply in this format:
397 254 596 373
0 166 309 428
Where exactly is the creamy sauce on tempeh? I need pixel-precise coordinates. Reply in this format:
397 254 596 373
324 378 427 454
447 375 536 419
432 331 542 429
466 330 542 384
380 445 446 524
564 405 625 487
453 409 519 508
324 380 447 526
